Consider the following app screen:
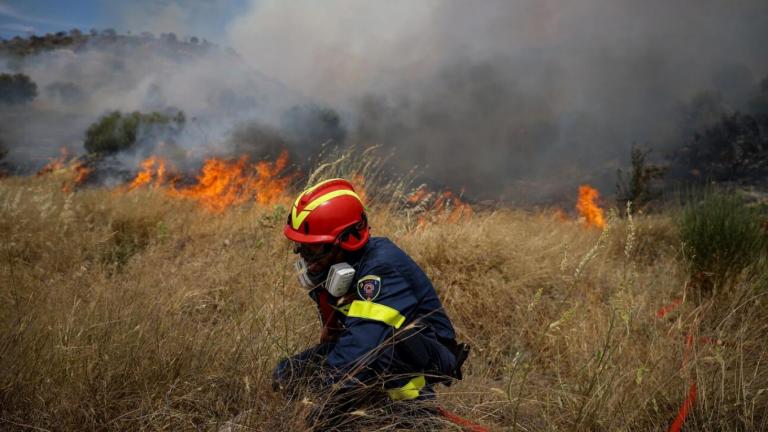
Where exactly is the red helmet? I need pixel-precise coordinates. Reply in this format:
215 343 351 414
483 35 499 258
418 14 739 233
284 178 369 251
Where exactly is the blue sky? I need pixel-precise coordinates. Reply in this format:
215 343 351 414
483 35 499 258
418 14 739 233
0 0 250 42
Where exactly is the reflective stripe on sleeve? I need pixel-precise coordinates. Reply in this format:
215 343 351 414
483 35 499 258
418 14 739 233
387 375 426 400
335 300 406 329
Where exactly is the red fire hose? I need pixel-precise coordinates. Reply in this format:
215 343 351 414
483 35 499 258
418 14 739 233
437 406 490 432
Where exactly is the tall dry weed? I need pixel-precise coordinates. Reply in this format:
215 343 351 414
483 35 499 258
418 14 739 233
1 166 766 431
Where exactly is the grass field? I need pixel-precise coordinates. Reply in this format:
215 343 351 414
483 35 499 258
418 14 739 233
1 163 767 431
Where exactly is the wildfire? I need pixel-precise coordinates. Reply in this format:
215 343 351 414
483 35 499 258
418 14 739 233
37 147 91 192
126 151 295 212
74 163 92 185
350 173 367 205
407 186 430 205
37 148 69 176
128 156 168 190
406 185 473 225
576 185 605 229
253 151 292 205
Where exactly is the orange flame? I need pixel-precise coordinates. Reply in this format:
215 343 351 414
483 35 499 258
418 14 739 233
253 151 293 205
74 163 92 185
37 147 69 176
407 186 431 205
350 173 367 205
38 147 91 192
576 185 605 229
127 151 295 212
169 156 254 212
406 185 472 226
128 156 168 190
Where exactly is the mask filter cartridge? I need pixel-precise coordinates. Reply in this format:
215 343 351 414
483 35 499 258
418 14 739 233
325 263 356 297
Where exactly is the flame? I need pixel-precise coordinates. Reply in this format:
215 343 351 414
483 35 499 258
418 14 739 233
74 163 92 185
406 185 472 226
350 173 367 205
576 185 605 229
37 147 91 192
128 156 167 190
168 156 254 212
407 186 431 205
37 147 69 176
253 151 293 205
126 151 295 212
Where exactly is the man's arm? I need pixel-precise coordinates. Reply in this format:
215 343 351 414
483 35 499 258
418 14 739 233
324 263 419 382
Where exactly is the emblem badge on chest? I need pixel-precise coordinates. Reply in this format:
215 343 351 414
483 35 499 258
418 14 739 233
356 275 381 301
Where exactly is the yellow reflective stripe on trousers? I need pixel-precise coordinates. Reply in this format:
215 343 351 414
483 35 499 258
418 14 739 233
387 375 426 400
338 300 406 329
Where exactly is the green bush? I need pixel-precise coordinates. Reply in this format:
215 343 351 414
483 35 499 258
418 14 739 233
0 73 37 105
616 146 666 212
679 191 767 291
84 110 185 155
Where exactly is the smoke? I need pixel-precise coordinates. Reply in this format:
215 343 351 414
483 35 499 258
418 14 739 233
0 34 307 174
229 0 768 201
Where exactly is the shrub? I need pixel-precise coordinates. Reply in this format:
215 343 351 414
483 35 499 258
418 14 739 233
45 81 85 104
616 146 666 212
0 73 37 105
679 191 767 291
84 110 185 155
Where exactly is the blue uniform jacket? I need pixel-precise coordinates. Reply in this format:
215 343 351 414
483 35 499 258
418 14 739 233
308 237 456 382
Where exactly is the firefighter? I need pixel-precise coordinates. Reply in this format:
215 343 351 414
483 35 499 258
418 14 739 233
273 178 468 405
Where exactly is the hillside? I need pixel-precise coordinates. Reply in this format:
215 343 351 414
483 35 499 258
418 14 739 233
0 30 303 176
0 29 215 60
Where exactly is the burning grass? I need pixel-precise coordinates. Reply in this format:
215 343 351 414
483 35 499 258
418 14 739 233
123 151 296 212
576 184 606 229
36 147 92 193
1 166 767 431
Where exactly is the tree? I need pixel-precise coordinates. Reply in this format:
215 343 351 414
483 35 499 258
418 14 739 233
0 136 7 162
616 146 666 211
0 73 37 105
677 91 728 142
84 110 186 155
45 82 84 104
747 75 768 118
161 33 177 43
672 112 768 183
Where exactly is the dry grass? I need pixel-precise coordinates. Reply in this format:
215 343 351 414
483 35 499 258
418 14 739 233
1 167 767 431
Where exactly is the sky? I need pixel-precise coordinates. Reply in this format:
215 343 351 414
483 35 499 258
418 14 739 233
0 0 248 42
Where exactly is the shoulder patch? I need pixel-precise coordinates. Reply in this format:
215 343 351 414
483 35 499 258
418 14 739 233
356 275 381 301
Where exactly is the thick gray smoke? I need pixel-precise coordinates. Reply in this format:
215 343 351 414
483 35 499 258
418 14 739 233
0 34 306 175
229 0 768 202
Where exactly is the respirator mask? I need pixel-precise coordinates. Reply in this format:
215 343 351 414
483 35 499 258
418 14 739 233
295 259 356 297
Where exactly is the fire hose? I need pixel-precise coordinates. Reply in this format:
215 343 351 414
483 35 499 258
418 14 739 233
657 299 717 432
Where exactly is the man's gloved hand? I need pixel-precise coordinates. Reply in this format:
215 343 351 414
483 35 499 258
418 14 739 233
450 343 470 380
